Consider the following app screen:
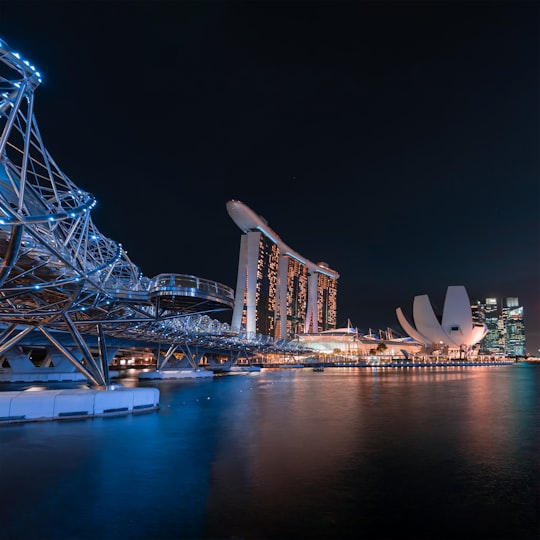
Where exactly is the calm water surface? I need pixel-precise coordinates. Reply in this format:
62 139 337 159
1 364 538 540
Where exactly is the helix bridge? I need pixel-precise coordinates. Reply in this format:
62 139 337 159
0 38 306 387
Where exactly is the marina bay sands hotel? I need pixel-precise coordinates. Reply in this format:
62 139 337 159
226 200 339 339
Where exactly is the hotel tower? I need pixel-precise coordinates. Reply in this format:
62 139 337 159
226 200 339 339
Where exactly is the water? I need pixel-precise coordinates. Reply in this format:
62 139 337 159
1 364 538 540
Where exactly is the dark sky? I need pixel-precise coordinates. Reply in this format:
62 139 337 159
2 1 539 352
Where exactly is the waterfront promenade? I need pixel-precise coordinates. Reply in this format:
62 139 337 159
263 358 516 368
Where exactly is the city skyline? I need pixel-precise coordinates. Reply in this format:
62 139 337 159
1 1 538 352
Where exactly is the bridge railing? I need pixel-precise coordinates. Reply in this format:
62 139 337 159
148 273 234 303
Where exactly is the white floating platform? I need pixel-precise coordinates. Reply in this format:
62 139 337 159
207 365 261 374
0 386 159 424
280 364 305 369
228 365 261 373
138 369 213 380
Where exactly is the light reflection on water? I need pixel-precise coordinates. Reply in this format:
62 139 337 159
0 365 538 540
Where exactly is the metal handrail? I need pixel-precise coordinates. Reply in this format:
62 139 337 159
148 273 234 301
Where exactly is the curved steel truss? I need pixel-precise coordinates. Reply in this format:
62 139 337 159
0 38 306 385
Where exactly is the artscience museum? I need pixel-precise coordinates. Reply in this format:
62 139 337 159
396 285 488 357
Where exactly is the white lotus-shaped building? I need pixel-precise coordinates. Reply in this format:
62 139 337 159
396 286 487 351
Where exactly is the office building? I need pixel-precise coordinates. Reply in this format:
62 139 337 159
474 297 526 357
473 298 501 354
501 298 526 356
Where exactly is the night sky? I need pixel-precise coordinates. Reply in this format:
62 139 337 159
2 1 539 352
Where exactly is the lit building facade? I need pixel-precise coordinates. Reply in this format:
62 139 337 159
315 269 338 331
474 297 526 357
473 298 500 353
284 256 309 336
227 200 339 338
501 298 526 356
298 326 423 359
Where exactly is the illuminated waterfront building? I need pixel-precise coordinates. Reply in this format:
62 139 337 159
227 200 339 338
297 324 422 359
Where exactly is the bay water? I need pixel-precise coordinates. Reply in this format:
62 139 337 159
1 364 538 540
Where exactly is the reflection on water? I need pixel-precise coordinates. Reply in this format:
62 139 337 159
0 365 538 540
205 366 539 540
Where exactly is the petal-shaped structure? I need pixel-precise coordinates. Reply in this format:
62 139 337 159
396 286 488 351
442 286 474 347
413 294 459 346
471 324 488 344
396 307 429 345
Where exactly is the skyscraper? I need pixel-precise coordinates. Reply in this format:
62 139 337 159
474 297 526 356
227 200 339 338
501 298 526 356
474 298 500 353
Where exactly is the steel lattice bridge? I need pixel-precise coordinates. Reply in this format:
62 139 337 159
0 39 305 386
